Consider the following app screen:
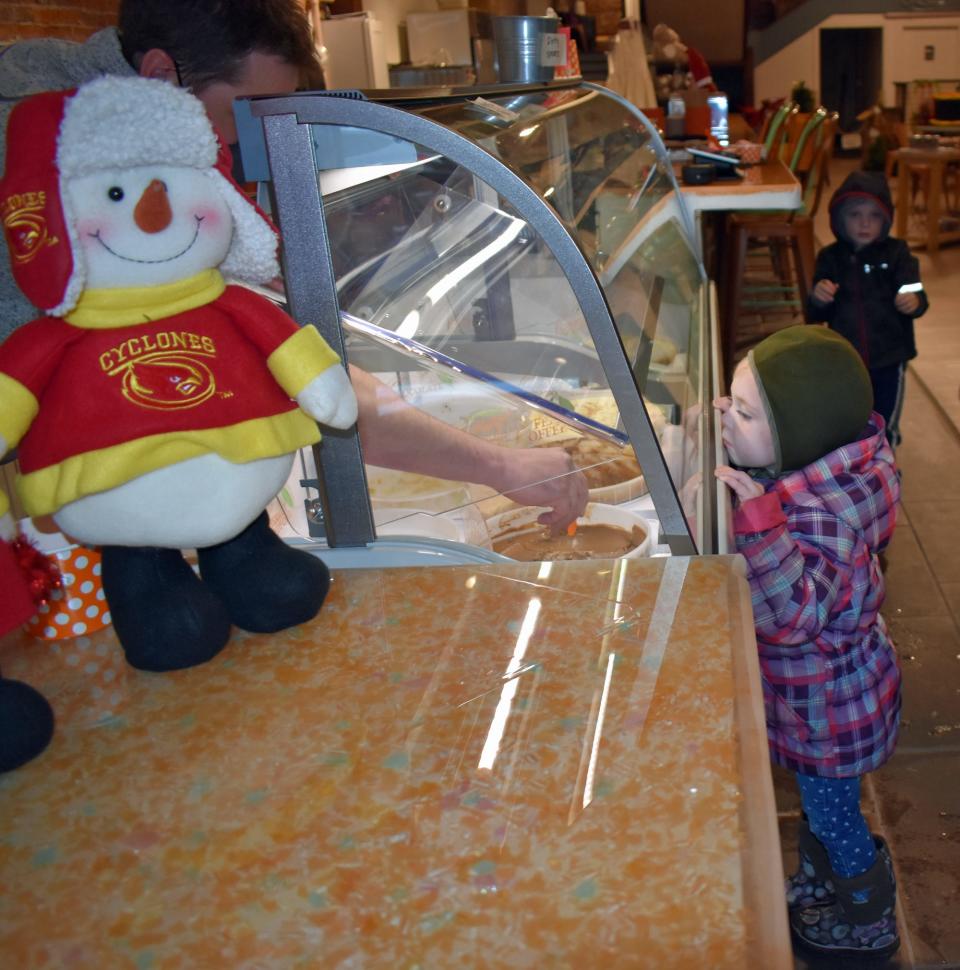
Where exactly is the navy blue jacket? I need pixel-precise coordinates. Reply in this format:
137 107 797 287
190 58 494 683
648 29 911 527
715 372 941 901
807 171 928 370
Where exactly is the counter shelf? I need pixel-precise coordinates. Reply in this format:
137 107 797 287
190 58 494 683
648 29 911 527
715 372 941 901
239 80 720 562
0 556 791 968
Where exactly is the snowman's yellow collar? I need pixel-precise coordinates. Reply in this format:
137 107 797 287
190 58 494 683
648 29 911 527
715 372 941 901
64 269 226 328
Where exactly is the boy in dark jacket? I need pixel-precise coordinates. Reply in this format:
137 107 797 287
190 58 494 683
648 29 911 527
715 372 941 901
807 170 928 448
715 326 901 959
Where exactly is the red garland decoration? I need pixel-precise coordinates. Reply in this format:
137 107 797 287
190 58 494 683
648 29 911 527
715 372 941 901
11 535 62 606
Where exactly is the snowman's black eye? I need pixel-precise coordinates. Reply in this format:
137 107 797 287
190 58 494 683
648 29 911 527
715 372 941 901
107 186 124 202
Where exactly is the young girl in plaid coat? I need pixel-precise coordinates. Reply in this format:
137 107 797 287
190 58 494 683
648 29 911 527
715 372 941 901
714 325 901 959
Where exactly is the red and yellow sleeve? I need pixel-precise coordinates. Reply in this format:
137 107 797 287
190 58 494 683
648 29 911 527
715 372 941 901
0 374 39 518
0 371 39 454
219 285 342 397
267 326 341 397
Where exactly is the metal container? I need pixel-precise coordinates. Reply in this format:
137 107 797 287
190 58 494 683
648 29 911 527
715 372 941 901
493 15 560 84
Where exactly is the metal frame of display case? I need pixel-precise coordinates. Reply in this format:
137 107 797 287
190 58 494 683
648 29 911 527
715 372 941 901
244 82 710 556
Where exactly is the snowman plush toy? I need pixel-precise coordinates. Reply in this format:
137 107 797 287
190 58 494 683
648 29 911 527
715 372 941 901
0 75 357 674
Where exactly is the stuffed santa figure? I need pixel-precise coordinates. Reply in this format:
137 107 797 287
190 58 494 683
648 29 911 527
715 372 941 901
0 76 357 678
686 46 718 93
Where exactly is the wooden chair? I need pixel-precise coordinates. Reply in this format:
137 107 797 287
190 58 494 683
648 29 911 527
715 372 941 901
720 111 839 382
781 106 830 177
759 101 797 161
796 112 839 220
883 123 910 182
885 123 933 215
886 124 960 221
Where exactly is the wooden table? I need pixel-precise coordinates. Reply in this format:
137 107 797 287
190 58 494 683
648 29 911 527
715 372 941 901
0 555 792 968
679 157 802 219
891 145 960 254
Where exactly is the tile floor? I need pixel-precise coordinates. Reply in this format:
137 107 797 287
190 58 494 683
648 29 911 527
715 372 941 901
734 157 960 969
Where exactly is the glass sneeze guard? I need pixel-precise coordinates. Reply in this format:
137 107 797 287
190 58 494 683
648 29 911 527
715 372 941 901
242 81 712 559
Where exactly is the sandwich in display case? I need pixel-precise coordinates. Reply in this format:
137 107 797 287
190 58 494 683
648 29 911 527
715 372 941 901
236 79 728 565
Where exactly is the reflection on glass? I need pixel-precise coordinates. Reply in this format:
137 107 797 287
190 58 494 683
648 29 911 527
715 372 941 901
582 651 616 810
478 596 541 771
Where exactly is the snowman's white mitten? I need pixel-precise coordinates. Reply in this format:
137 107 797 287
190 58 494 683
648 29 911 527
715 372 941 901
296 365 358 430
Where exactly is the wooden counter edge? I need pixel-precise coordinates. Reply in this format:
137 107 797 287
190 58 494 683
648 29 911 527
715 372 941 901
726 553 794 969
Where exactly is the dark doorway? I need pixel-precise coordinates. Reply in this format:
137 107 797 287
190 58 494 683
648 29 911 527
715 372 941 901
820 28 883 132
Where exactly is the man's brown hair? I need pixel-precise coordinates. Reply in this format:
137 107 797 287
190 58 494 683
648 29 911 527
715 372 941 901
118 0 320 91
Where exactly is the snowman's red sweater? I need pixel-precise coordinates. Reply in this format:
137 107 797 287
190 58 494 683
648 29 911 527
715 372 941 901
0 271 340 517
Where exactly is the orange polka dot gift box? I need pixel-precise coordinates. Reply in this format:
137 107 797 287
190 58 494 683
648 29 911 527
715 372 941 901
26 544 111 641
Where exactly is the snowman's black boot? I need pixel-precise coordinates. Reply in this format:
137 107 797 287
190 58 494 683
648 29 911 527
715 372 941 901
101 545 231 671
197 512 330 633
0 675 55 772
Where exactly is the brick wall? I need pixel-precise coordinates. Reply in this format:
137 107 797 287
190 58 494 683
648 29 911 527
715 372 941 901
0 0 118 44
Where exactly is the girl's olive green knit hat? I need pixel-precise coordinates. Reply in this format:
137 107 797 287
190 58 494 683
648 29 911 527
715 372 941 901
749 325 874 474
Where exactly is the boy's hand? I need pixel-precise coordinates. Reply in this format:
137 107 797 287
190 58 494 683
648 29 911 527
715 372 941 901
895 291 920 314
712 394 732 414
715 465 764 503
811 279 838 304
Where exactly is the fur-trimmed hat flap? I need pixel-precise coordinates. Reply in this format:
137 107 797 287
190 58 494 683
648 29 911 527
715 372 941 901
0 89 76 313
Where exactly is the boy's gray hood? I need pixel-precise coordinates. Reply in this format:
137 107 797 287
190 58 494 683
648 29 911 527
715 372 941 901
828 170 894 247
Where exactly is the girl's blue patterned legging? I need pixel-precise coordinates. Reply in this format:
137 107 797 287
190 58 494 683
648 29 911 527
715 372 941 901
796 773 877 878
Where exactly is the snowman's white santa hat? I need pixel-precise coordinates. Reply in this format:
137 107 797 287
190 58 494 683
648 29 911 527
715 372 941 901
0 75 279 317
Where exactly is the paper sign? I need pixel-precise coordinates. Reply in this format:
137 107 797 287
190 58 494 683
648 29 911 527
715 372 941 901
469 97 520 123
540 32 567 67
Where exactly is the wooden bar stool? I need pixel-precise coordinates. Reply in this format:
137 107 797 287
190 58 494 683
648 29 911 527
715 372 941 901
889 145 960 253
759 101 797 160
720 111 837 382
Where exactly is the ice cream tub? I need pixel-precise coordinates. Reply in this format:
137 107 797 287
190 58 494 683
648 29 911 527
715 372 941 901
486 502 652 562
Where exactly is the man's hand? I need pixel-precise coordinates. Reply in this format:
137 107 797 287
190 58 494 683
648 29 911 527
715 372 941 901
811 279 838 305
497 447 589 532
715 464 764 503
348 366 587 528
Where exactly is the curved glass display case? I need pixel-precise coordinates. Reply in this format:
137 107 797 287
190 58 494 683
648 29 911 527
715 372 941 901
237 80 720 563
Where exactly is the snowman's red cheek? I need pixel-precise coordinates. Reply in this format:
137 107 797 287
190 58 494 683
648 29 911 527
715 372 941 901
75 218 106 242
195 206 226 229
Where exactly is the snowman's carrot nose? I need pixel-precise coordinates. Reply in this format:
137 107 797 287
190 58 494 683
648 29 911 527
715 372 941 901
134 179 172 233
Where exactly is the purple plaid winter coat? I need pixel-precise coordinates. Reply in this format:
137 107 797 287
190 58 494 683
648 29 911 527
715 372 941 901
733 414 901 778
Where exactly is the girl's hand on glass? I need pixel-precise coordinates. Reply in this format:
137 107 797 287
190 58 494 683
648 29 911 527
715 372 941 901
715 464 764 503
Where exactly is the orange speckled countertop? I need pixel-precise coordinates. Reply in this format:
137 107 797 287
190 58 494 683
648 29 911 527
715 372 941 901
0 555 790 968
